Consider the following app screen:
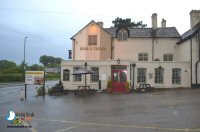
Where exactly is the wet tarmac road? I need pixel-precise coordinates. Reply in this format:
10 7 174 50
0 85 200 132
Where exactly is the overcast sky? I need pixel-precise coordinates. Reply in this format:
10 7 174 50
0 0 200 65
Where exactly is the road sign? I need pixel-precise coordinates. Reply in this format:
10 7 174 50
25 71 44 85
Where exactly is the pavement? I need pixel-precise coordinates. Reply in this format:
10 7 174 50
0 83 200 132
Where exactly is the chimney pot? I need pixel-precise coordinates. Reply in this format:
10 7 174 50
152 13 157 29
190 10 200 29
97 21 103 28
161 19 166 28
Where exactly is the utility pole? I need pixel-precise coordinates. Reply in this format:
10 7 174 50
24 37 28 99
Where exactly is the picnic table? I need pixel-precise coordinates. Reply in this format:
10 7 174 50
136 84 154 92
51 89 68 96
48 87 68 96
74 85 95 95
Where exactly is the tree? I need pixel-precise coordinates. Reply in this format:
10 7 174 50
0 60 17 73
0 60 17 69
28 64 44 71
112 17 147 28
39 55 62 67
16 61 28 73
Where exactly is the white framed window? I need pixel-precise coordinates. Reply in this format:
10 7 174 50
90 67 99 82
155 68 164 84
73 67 82 82
163 54 173 61
138 53 148 61
137 68 147 83
88 35 97 45
118 29 128 41
63 69 70 81
172 68 181 84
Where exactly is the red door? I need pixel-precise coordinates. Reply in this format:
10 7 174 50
111 69 127 93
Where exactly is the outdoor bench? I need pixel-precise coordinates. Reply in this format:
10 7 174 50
49 88 68 96
74 85 95 95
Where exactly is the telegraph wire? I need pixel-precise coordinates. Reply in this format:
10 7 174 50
0 7 150 20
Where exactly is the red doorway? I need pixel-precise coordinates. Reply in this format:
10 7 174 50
111 65 127 93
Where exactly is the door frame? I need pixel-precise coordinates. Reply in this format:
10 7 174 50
111 65 127 93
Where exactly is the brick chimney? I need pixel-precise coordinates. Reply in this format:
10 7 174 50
190 10 200 29
152 13 157 29
161 19 166 28
97 21 103 28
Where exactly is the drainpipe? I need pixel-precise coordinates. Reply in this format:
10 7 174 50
130 64 131 87
131 63 136 90
152 38 155 61
151 29 156 61
111 38 113 59
195 30 200 85
190 37 193 87
73 39 75 60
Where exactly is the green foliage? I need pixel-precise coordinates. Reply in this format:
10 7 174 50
0 74 24 82
48 87 53 93
0 60 19 74
0 60 17 69
112 17 147 28
27 64 44 71
107 80 112 88
37 86 44 96
125 80 130 89
39 55 62 67
0 58 60 82
45 73 60 80
55 80 63 88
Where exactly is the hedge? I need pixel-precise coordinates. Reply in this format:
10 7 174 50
0 74 24 82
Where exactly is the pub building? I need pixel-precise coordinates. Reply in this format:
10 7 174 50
61 10 200 93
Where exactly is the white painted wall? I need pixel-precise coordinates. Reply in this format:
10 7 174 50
154 38 179 61
61 60 131 90
174 40 190 61
134 61 191 88
61 60 190 90
113 38 152 61
113 38 179 61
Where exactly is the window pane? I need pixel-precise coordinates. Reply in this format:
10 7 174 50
63 69 70 81
122 31 128 40
88 35 97 45
137 68 146 83
155 68 164 84
73 67 82 82
172 68 181 84
90 67 99 82
113 72 119 82
121 71 127 82
118 32 122 40
138 53 148 61
163 54 173 61
118 29 128 41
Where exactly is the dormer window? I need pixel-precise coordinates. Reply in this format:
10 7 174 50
117 28 128 41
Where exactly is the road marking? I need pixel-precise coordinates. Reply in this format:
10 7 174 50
33 118 200 132
29 128 38 132
55 123 84 132
33 118 80 124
